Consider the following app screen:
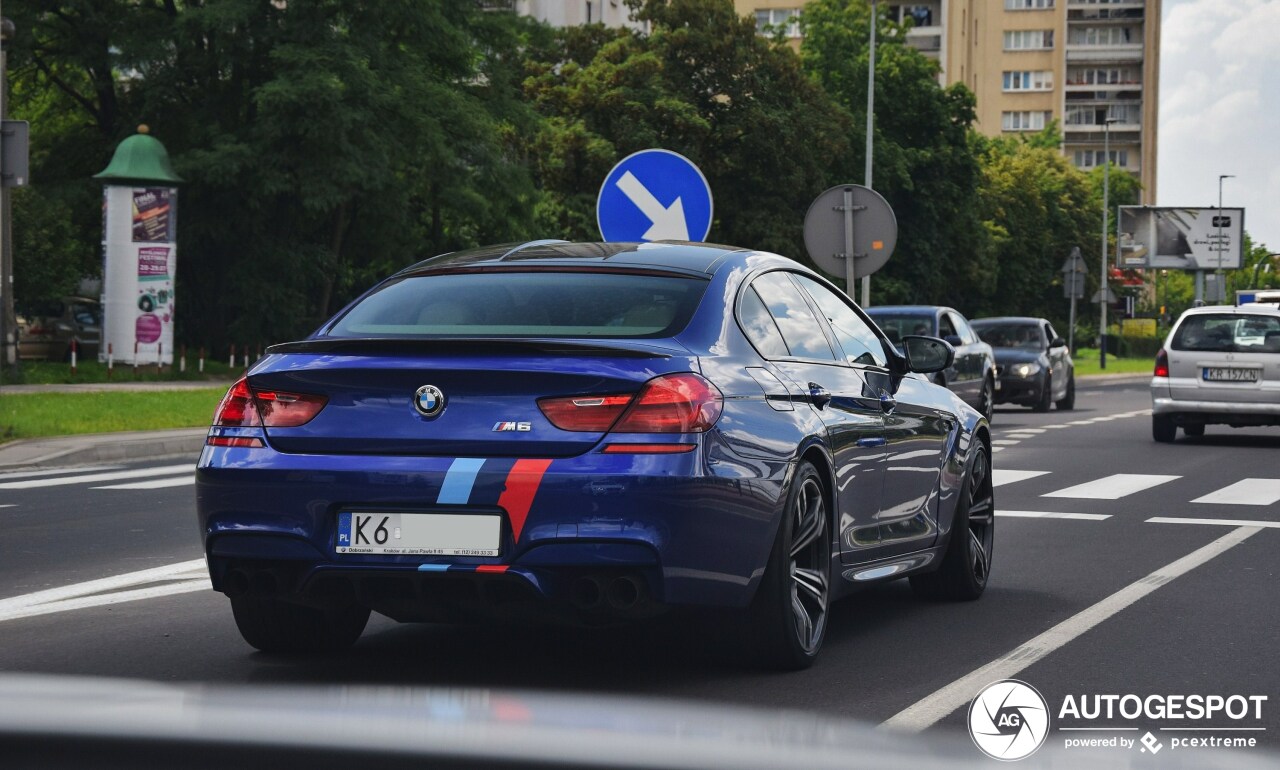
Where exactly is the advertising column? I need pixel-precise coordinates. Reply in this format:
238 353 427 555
94 126 182 365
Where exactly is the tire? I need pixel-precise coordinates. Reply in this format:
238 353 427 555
910 443 993 602
230 595 370 653
978 376 995 422
1032 377 1053 412
747 460 831 670
1056 375 1075 411
1183 423 1205 437
1152 414 1176 443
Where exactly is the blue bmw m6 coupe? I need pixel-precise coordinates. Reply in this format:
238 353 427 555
196 240 994 669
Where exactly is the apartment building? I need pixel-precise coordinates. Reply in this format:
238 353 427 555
733 0 1159 202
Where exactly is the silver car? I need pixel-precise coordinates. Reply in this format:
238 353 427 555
1151 304 1280 442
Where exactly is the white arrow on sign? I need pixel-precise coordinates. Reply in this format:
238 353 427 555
615 171 690 241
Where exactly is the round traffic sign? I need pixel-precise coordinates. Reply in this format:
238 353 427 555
803 185 897 279
597 149 713 243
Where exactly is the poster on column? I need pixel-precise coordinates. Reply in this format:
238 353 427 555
135 245 173 348
132 188 175 242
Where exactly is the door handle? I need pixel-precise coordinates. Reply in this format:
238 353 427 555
808 382 832 410
878 391 896 413
856 437 887 448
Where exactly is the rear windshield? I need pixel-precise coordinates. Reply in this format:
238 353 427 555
1172 313 1280 353
867 313 934 344
973 323 1043 350
326 271 708 339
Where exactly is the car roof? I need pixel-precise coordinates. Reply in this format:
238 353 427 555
397 240 755 278
1179 304 1280 318
863 305 945 315
971 316 1045 325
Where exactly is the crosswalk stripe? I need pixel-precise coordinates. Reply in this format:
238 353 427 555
93 476 195 491
1043 473 1180 500
1003 510 1110 521
0 464 192 490
993 470 1050 487
1148 517 1280 530
0 465 122 482
993 439 1021 446
1191 479 1280 506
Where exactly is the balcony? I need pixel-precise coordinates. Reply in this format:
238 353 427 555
1066 45 1144 63
906 32 943 54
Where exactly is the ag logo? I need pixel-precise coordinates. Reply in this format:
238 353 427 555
968 679 1050 761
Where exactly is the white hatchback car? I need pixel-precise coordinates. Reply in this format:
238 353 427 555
1151 304 1280 441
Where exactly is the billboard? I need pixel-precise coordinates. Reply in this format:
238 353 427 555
101 186 177 364
1117 206 1244 270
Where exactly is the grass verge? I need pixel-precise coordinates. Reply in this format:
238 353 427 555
1072 348 1155 377
0 388 224 442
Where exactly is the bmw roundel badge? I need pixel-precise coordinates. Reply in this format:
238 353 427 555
413 385 445 417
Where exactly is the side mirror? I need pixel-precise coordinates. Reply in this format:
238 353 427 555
943 334 963 347
902 335 955 374
1051 337 1066 348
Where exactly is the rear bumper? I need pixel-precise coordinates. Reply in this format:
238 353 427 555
196 432 789 612
1151 390 1280 425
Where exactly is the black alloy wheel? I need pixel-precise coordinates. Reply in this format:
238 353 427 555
750 461 831 670
910 443 994 601
979 377 995 421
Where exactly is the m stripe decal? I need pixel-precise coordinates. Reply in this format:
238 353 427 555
437 458 486 504
499 459 553 542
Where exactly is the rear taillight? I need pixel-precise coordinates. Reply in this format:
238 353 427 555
211 378 327 429
212 379 261 427
612 374 723 433
538 374 724 435
1154 349 1169 378
253 389 328 427
538 394 634 432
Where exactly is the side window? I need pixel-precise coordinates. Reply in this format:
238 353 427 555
738 286 790 359
938 313 958 340
750 273 837 361
793 275 887 367
949 312 976 344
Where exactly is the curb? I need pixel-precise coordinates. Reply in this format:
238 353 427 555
0 429 206 471
1076 373 1151 384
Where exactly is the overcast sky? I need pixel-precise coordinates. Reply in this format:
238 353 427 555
1159 0 1279 253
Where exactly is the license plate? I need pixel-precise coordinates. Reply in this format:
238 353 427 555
336 512 500 556
1203 367 1259 383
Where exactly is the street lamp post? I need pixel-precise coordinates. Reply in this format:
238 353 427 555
1216 174 1234 301
1099 117 1118 370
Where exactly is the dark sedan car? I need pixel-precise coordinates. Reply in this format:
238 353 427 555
970 317 1075 412
196 241 994 670
864 305 996 421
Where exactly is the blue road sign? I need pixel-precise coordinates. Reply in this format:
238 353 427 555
597 149 713 243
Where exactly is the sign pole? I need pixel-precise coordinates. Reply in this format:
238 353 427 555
843 187 856 296
861 0 876 308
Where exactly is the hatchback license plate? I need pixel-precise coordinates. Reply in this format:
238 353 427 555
336 512 500 556
1203 367 1259 382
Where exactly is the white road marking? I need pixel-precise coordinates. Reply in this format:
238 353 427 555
991 447 1005 453
1043 424 1070 429
1043 473 1180 500
1003 433 1039 440
1002 510 1111 521
992 440 1021 446
0 465 122 482
0 504 14 509
94 475 195 490
1009 428 1047 434
992 470 1050 487
0 580 210 623
881 526 1261 732
0 464 192 490
1191 479 1280 507
0 559 206 618
1147 517 1280 530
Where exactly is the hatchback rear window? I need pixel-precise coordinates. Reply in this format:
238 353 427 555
326 271 708 339
1172 314 1280 353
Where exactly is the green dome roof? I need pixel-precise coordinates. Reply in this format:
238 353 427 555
94 126 183 185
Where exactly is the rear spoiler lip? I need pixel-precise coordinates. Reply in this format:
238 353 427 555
264 337 681 359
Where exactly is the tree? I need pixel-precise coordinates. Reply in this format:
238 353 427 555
522 0 852 259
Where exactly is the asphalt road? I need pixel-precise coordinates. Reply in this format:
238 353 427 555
1 378 1276 760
